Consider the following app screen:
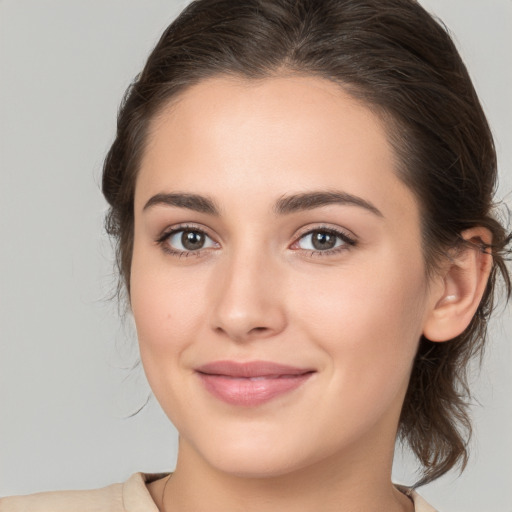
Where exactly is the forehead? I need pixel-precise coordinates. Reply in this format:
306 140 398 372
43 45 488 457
145 75 390 169
136 75 417 222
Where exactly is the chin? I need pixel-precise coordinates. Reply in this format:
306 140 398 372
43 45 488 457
206 450 311 479
186 423 337 481
179 424 307 479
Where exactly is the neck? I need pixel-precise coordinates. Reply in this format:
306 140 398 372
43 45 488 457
155 434 414 512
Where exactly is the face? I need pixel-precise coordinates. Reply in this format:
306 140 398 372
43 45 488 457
131 75 436 478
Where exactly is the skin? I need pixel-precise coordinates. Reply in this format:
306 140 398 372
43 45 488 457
130 75 474 512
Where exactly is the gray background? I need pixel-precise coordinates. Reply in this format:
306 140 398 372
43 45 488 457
0 1 510 510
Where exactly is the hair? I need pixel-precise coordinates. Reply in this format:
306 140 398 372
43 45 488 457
102 0 511 488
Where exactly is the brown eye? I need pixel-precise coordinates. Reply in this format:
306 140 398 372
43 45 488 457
295 228 356 253
311 231 337 250
165 228 217 253
182 230 205 250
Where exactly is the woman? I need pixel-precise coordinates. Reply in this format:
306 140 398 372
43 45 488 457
1 0 510 511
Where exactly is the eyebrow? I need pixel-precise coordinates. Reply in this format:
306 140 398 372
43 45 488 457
274 191 383 217
143 190 383 218
143 193 220 215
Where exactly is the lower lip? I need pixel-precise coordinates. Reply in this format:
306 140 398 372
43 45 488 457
197 373 313 406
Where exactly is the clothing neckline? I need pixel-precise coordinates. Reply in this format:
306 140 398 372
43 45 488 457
124 472 437 512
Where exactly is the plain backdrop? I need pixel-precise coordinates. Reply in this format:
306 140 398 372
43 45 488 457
0 1 511 510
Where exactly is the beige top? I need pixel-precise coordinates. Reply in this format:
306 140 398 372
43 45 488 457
0 473 437 512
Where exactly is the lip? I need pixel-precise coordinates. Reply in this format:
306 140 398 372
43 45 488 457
195 360 315 406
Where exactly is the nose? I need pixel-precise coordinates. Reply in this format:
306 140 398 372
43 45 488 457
209 249 287 343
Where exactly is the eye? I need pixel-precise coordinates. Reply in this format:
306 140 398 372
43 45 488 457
159 227 218 255
293 227 356 253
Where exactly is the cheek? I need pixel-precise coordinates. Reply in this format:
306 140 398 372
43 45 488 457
294 269 426 438
291 253 428 385
129 251 208 376
129 264 208 425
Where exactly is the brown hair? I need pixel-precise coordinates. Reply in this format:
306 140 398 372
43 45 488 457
102 0 511 487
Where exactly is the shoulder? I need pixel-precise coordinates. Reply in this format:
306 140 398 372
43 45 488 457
0 483 124 512
0 472 164 512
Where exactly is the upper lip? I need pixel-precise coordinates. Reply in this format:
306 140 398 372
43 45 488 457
195 360 315 378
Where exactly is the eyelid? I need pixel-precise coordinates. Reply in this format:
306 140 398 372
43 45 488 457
155 222 357 258
293 223 356 240
290 224 358 254
156 223 220 256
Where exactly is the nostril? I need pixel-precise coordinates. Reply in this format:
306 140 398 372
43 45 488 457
250 326 269 333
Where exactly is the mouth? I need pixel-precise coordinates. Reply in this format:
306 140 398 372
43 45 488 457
195 360 316 406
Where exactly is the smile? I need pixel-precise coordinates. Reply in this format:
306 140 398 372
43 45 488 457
195 361 315 406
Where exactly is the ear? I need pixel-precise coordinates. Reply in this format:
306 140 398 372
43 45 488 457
422 227 493 342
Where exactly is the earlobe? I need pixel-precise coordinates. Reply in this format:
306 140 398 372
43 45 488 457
423 228 493 342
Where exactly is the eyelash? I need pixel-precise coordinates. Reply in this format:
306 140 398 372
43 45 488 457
156 224 216 258
293 225 357 256
155 224 357 258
